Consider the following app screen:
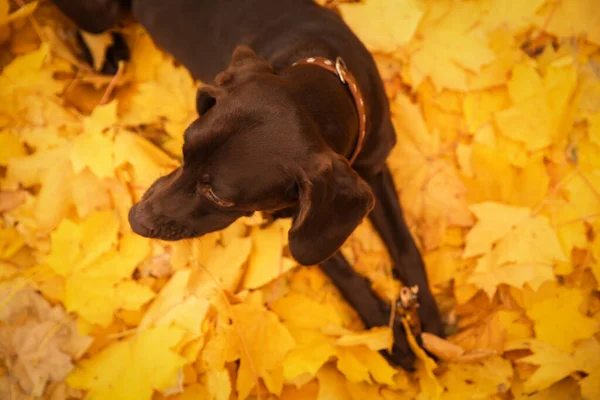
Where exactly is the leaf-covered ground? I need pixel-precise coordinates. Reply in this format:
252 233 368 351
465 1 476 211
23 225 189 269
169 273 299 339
1 0 599 399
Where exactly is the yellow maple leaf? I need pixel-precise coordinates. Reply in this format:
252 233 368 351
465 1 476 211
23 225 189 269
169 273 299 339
478 0 545 34
335 326 393 352
242 223 297 290
317 365 352 400
563 172 600 218
0 131 26 165
281 326 336 382
511 376 582 400
494 64 578 150
525 282 598 353
547 200 590 270
167 382 210 400
70 169 112 219
0 226 24 260
231 301 295 399
79 31 114 71
509 336 600 396
465 142 524 203
408 1 495 90
17 126 68 153
44 213 151 325
124 28 168 82
389 94 473 250
423 246 462 290
463 88 511 133
67 325 186 400
114 131 178 191
506 339 577 392
468 215 566 297
113 280 155 311
469 32 525 92
0 0 36 26
463 202 530 258
450 309 532 355
335 346 371 384
573 337 600 400
0 44 64 98
139 269 196 331
338 0 424 53
119 58 196 129
4 147 70 189
34 159 73 232
335 345 397 386
71 131 115 179
541 0 600 46
271 292 344 330
438 356 513 400
510 154 550 208
200 322 240 374
71 101 118 179
45 210 118 275
195 236 252 293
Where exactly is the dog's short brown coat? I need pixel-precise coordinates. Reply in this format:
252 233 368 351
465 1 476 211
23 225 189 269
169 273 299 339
53 0 443 369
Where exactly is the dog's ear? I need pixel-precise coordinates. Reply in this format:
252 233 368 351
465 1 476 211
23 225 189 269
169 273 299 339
215 45 273 87
289 152 375 266
196 85 226 116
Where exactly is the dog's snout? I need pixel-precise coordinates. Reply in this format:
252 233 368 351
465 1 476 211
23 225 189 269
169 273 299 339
128 203 153 237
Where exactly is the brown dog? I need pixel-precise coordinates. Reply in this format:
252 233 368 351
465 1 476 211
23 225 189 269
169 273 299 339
53 0 443 370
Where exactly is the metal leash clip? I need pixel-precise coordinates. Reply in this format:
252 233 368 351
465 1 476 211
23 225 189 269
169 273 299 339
396 285 422 337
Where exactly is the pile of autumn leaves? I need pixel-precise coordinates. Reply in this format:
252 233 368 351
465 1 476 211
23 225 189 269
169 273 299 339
1 0 599 399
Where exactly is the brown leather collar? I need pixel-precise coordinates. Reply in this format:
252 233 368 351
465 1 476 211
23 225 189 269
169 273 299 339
292 56 366 165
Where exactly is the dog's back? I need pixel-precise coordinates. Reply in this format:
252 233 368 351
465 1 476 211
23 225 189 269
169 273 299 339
133 0 345 79
133 0 396 176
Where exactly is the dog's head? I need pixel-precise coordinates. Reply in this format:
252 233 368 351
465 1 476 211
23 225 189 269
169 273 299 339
129 46 374 265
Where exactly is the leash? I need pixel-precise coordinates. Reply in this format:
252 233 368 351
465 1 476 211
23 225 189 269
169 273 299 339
292 57 366 165
293 56 423 339
397 285 421 337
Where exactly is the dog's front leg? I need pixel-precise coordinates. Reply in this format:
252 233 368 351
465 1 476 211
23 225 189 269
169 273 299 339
52 0 130 75
319 252 416 370
52 0 124 33
364 165 444 338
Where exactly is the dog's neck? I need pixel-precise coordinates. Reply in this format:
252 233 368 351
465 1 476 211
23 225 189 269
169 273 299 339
280 63 359 159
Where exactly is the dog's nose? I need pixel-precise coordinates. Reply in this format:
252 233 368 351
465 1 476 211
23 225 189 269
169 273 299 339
128 204 152 237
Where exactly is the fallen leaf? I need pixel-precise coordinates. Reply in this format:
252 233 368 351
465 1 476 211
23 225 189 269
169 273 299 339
468 216 566 297
0 284 92 396
335 327 393 351
0 189 26 213
79 31 113 71
541 0 600 46
525 282 598 353
338 0 424 53
463 202 530 258
408 1 495 90
231 301 296 399
506 340 577 392
437 356 513 400
242 223 297 290
67 325 186 400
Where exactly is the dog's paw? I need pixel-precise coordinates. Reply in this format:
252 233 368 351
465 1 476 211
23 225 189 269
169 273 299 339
76 31 130 75
380 318 417 371
380 288 446 370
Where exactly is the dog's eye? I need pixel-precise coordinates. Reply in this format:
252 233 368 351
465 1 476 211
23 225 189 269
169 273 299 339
204 185 234 208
